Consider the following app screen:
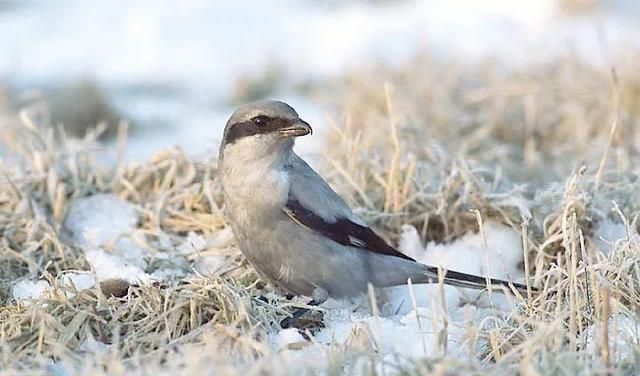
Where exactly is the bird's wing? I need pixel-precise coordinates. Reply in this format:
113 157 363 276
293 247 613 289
284 156 414 261
283 156 535 294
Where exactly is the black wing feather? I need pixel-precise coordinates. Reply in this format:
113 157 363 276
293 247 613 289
285 196 415 261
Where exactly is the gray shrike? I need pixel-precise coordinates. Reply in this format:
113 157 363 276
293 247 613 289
218 100 530 305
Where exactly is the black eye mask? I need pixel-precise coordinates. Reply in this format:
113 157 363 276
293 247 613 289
222 116 293 146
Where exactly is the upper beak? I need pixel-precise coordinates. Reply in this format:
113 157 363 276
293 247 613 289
278 119 313 138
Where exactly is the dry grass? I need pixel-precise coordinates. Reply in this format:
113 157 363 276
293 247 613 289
1 51 640 375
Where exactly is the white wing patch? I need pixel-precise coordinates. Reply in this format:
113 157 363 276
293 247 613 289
348 235 366 248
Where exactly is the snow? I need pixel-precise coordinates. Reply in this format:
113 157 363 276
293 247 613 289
13 274 96 302
61 272 96 291
270 303 496 372
85 248 151 284
593 218 628 256
64 193 139 247
193 255 228 276
419 222 526 282
3 1 639 369
2 0 636 88
62 194 237 283
177 231 207 255
64 193 154 283
390 222 526 311
208 227 236 249
79 333 112 355
12 279 51 301
585 313 640 362
188 228 235 276
276 328 308 351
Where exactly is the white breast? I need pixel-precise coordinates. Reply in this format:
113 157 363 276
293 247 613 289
220 139 291 228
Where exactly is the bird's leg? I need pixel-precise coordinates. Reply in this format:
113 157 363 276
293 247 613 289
280 300 323 329
280 289 327 329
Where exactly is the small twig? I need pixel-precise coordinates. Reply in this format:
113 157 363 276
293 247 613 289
407 278 428 356
383 82 401 213
367 283 385 376
601 287 611 374
436 267 448 357
472 209 493 296
594 69 620 191
521 220 533 307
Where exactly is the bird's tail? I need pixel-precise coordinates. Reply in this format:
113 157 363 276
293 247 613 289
419 265 533 294
367 254 534 294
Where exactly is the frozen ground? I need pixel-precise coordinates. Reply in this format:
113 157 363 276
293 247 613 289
0 0 638 160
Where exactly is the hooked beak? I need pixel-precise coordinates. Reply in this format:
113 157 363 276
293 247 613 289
278 119 313 138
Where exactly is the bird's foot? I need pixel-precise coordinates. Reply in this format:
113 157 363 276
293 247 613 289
280 308 325 332
280 299 324 331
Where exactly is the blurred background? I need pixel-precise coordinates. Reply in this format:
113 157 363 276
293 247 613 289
0 0 638 160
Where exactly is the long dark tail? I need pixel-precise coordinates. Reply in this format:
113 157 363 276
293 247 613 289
421 265 533 294
367 254 534 294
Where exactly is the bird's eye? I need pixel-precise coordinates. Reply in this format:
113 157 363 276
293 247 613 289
251 115 269 126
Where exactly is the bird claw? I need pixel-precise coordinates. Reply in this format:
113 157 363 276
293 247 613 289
280 307 325 331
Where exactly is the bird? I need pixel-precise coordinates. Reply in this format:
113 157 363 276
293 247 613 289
218 100 532 309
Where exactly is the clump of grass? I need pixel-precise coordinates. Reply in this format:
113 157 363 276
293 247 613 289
1 276 253 363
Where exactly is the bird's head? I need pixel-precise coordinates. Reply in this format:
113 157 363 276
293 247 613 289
219 100 312 163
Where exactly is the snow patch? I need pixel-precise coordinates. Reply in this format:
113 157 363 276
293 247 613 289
193 255 228 276
209 227 235 248
189 228 235 275
85 248 151 284
276 328 307 350
3 1 638 161
63 194 157 283
64 193 139 247
420 222 525 282
80 334 112 355
593 218 628 256
177 231 207 255
585 313 640 361
12 280 51 301
391 222 526 311
61 272 96 291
